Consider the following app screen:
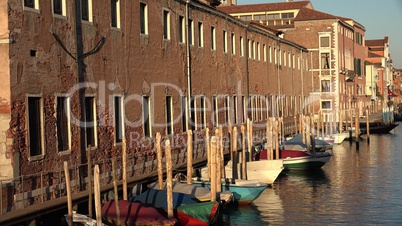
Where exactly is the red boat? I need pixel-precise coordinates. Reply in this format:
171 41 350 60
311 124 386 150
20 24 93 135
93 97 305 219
102 199 216 226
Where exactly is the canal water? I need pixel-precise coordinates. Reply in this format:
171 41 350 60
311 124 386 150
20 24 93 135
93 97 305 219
224 124 402 225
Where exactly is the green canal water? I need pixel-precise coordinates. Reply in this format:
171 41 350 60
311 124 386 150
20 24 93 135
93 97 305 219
224 123 402 225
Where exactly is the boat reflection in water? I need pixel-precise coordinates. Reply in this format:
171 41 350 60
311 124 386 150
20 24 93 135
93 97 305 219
221 188 284 225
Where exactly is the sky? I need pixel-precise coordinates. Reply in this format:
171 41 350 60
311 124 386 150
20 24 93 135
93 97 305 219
236 0 402 69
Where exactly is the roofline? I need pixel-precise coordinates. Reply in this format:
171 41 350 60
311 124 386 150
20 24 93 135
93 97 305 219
187 0 308 52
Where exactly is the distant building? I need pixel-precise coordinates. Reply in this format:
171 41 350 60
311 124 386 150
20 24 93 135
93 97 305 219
219 1 370 117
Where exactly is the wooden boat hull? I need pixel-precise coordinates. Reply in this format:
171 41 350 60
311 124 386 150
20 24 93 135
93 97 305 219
191 180 268 205
101 200 177 225
360 123 398 134
129 189 220 224
229 160 284 185
281 149 332 170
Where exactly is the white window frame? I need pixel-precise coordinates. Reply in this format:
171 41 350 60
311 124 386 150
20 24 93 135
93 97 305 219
233 95 238 124
263 44 267 62
140 2 148 35
52 0 67 17
23 0 39 11
85 96 98 150
257 42 261 61
111 0 121 29
27 95 45 160
240 36 244 57
198 22 204 47
223 30 228 53
179 16 185 43
143 96 152 137
166 96 174 135
231 33 236 55
189 19 194 46
211 26 216 51
81 0 93 23
163 9 171 40
113 95 125 144
56 94 72 154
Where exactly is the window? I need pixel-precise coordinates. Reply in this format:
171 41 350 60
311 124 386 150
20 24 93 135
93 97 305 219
114 96 124 143
254 14 266 21
179 16 185 43
212 96 218 127
269 46 272 63
268 14 280 20
283 51 286 66
143 96 151 137
240 15 252 21
85 97 97 148
354 58 362 76
231 33 236 55
240 36 244 57
320 36 330 47
211 26 216 50
190 97 196 131
248 39 251 59
188 19 194 46
263 44 267 62
24 0 39 10
274 47 277 64
27 96 44 157
200 96 206 129
163 10 170 40
321 53 330 69
321 80 331 92
198 22 204 47
355 32 363 45
241 96 246 122
166 96 173 134
111 0 120 28
81 0 92 22
321 101 331 109
252 41 256 59
56 96 71 152
224 96 229 124
53 0 66 16
223 30 228 53
181 96 188 132
140 2 148 35
233 96 238 124
257 42 261 60
282 13 294 18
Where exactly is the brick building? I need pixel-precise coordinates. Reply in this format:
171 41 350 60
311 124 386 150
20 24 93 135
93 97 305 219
0 0 309 211
219 0 370 118
366 37 396 110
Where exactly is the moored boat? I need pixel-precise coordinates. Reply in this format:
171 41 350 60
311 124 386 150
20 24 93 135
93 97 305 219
224 159 284 185
101 199 177 225
190 179 268 205
280 149 332 170
359 122 398 134
129 189 221 225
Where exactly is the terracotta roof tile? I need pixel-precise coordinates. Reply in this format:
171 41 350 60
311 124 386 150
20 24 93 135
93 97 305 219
294 7 339 21
366 39 386 47
217 1 312 14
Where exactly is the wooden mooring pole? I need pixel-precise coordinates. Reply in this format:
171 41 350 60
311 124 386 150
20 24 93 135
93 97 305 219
165 140 173 219
63 161 73 226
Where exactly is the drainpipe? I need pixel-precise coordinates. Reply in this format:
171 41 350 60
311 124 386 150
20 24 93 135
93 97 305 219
74 0 87 191
185 0 192 131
